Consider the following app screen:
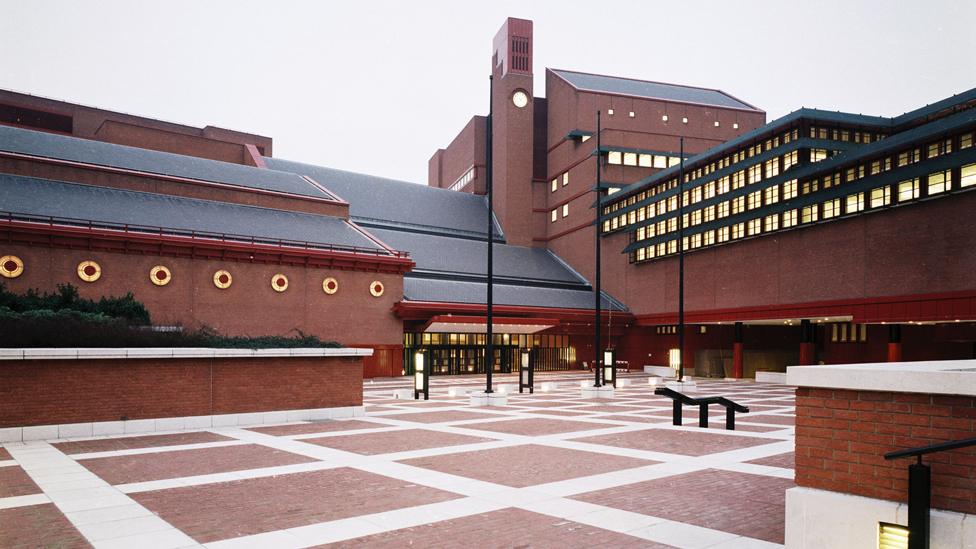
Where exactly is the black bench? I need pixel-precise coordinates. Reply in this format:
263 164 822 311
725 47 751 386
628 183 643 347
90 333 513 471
654 387 749 430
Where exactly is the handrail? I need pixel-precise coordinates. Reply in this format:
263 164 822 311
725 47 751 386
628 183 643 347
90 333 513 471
884 436 976 461
0 210 410 259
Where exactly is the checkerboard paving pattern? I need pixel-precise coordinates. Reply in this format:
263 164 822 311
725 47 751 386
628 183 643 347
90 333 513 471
1 372 796 548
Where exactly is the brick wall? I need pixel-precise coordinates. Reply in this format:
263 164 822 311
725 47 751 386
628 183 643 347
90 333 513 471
795 387 976 514
0 356 363 427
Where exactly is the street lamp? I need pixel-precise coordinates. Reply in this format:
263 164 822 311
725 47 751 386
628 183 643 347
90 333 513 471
519 348 534 394
414 349 429 400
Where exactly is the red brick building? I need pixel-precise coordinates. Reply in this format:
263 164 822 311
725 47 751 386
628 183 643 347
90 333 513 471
2 17 974 379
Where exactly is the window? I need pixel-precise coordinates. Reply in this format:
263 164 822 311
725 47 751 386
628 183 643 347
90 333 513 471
551 179 558 192
551 209 557 222
927 139 952 158
704 181 716 199
636 226 646 241
732 196 745 214
628 210 636 225
927 170 951 195
636 247 645 262
717 226 730 242
961 163 976 187
764 186 780 205
703 205 715 222
717 200 730 218
691 187 703 203
898 178 920 201
563 173 569 186
667 217 677 233
690 233 702 248
562 204 569 217
608 151 622 165
748 164 762 184
717 175 730 194
667 239 678 254
690 209 702 225
623 152 638 166
846 192 864 213
608 109 614 116
639 154 652 167
731 222 745 239
747 218 761 236
764 214 779 232
783 209 798 228
747 191 762 210
810 149 828 162
703 230 715 246
732 171 745 189
870 186 891 208
765 158 780 178
802 205 819 223
653 155 668 168
961 133 973 149
783 150 799 171
782 179 798 200
898 148 921 167
733 123 739 129
823 198 841 219
667 156 681 167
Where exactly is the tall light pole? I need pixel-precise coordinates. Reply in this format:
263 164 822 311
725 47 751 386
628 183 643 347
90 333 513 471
485 75 494 394
677 137 685 382
593 110 603 388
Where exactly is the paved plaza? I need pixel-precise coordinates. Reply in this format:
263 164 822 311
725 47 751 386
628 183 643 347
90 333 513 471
0 373 796 548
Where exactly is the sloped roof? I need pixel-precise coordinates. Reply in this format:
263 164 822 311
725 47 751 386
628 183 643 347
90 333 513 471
551 69 759 111
404 277 627 311
265 157 502 239
0 174 383 251
0 124 331 200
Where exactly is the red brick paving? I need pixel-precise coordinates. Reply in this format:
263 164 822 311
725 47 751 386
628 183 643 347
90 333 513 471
400 444 655 488
573 405 650 413
392 401 458 408
525 409 592 417
0 447 11 460
514 400 581 408
318 507 673 548
576 429 780 456
0 504 91 549
53 431 231 455
747 452 795 469
0 466 42 497
739 414 796 426
575 468 794 543
598 414 671 423
133 468 461 543
460 418 618 436
305 429 493 455
380 410 500 424
246 420 386 436
80 443 316 484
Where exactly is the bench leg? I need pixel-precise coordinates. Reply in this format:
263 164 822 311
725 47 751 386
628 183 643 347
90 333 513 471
699 403 709 428
726 408 735 430
673 400 682 426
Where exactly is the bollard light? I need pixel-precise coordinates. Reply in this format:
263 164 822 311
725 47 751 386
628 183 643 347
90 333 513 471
414 350 429 400
668 348 681 376
603 348 617 388
519 348 534 394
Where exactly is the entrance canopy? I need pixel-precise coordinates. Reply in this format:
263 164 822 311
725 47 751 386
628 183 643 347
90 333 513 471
422 315 559 334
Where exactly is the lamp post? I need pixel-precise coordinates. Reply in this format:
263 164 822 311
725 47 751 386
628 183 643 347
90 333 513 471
677 137 685 382
485 74 495 394
519 348 534 394
593 110 603 388
413 349 428 400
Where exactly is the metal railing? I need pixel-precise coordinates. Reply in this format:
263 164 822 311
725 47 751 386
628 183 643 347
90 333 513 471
654 387 750 430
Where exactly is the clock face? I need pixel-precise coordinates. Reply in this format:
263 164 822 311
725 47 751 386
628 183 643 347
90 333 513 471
512 90 529 108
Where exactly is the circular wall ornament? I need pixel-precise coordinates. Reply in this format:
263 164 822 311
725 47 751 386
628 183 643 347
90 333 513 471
149 265 171 286
213 270 233 289
77 260 102 283
322 277 338 295
369 280 384 297
271 273 289 292
0 255 24 278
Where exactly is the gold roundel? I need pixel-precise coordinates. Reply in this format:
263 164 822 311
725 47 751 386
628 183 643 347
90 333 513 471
77 260 102 283
271 273 289 292
213 270 233 289
149 265 171 286
369 280 384 297
0 255 24 278
322 277 338 295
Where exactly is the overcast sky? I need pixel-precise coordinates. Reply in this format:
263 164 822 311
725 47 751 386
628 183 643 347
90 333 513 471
2 1 974 184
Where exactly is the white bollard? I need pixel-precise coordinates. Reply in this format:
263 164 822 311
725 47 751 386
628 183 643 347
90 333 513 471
393 389 414 399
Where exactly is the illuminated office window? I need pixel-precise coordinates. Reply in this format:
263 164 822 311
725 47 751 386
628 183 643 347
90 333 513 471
732 170 746 189
747 218 761 236
636 247 646 262
870 186 891 207
636 226 646 241
823 198 841 219
783 150 799 170
691 210 702 226
802 205 819 223
704 181 716 199
732 196 745 214
623 152 638 166
690 233 702 248
551 179 558 192
667 240 678 254
764 186 780 205
652 155 667 168
656 242 666 256
668 156 681 167
703 205 715 222
846 192 865 213
961 133 973 149
717 226 730 242
765 158 780 178
783 209 798 228
898 178 920 201
603 220 611 232
667 217 677 233
562 203 569 217
608 151 622 165
748 164 762 184
551 209 557 222
927 170 951 195
961 163 976 187
691 187 702 203
668 196 678 211
810 149 828 162
764 214 779 232
731 223 745 239
639 154 653 167
637 207 646 222
611 216 618 230
747 191 762 210
703 230 715 246
718 175 730 194
563 172 569 186
927 139 952 158
782 179 798 200
802 180 819 194
628 210 636 224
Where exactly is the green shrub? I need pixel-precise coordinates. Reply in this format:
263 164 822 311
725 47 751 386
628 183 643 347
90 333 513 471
0 283 150 324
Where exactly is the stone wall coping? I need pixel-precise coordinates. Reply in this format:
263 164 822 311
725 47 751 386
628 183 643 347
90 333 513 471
0 347 373 360
787 359 976 396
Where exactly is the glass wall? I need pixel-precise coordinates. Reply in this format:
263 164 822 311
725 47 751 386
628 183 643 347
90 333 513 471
403 332 576 376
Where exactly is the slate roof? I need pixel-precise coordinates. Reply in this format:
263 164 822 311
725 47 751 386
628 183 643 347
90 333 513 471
0 124 332 200
404 277 627 311
551 69 759 111
0 174 385 252
366 227 582 283
265 158 501 238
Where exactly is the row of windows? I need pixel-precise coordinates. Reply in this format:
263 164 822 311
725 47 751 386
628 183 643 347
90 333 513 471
630 162 976 263
607 150 683 168
550 172 570 192
603 109 740 129
606 130 975 237
809 126 886 144
449 166 475 192
405 332 571 348
550 203 569 222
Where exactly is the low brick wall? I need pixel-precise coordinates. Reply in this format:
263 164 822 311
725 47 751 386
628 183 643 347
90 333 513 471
795 387 976 514
0 353 364 428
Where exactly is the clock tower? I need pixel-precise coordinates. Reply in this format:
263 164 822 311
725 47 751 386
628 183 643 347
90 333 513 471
490 18 537 247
